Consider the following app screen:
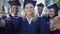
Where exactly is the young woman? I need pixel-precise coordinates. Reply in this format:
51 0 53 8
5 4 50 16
19 0 40 34
47 4 60 34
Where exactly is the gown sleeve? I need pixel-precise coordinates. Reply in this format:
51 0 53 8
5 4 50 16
4 20 12 34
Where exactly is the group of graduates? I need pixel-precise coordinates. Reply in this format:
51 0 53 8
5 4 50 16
0 0 60 34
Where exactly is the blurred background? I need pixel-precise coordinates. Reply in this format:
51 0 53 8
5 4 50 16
0 0 60 16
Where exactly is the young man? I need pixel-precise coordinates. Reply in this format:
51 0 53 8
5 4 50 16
37 3 49 34
0 0 22 34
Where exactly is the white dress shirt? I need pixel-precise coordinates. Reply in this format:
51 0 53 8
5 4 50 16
26 17 33 25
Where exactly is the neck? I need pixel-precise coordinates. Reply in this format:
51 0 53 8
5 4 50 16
39 13 42 15
14 14 17 16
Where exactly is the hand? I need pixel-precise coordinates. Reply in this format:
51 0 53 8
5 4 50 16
52 16 60 29
5 17 11 21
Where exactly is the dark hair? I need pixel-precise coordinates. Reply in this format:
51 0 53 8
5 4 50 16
48 10 58 20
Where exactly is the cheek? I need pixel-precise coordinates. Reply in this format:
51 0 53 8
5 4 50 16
48 12 55 17
11 8 16 12
25 9 28 13
38 9 42 13
52 12 55 16
30 9 34 12
11 8 14 11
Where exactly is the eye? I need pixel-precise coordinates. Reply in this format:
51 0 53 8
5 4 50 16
30 7 33 8
26 7 28 9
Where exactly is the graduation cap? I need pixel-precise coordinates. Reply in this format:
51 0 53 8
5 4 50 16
48 4 59 12
37 3 44 8
23 0 37 9
8 0 21 6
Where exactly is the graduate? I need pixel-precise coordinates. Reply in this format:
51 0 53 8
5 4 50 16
37 3 44 17
47 4 60 34
36 3 50 34
2 0 21 20
0 0 22 34
36 3 48 27
5 0 22 27
37 3 47 19
19 0 39 34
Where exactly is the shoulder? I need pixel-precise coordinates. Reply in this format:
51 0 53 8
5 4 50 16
42 15 47 18
17 16 23 21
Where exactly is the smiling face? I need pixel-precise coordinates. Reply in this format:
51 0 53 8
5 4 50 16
48 8 56 18
11 5 18 15
37 7 43 14
25 3 34 16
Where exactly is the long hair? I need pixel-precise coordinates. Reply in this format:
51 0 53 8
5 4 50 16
22 7 37 22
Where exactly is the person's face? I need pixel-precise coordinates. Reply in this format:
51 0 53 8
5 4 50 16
11 5 18 15
48 8 55 18
25 3 34 15
38 7 43 14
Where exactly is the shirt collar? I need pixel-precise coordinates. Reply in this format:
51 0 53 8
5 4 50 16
11 13 14 17
49 19 53 24
26 17 33 25
38 14 43 17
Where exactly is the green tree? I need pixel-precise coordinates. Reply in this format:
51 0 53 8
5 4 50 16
56 0 60 8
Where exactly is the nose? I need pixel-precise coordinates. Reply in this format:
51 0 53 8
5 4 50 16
28 8 31 12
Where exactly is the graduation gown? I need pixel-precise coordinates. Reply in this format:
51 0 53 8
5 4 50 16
19 18 39 34
9 14 22 34
0 16 5 34
10 15 22 34
37 16 50 34
36 14 48 22
39 15 48 22
3 20 12 34
50 30 60 34
0 15 12 34
0 25 5 34
1 14 22 34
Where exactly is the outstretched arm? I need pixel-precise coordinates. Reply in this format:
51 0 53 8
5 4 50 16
0 19 6 27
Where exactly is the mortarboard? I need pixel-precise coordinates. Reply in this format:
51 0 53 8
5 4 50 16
37 3 44 8
23 0 36 9
8 1 21 6
48 4 59 12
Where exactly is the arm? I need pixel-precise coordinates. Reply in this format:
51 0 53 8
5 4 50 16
50 23 56 31
0 19 12 29
50 16 60 31
0 19 5 27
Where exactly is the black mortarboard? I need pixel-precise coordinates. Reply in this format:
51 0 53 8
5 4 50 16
8 1 21 6
23 0 36 9
37 3 44 8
